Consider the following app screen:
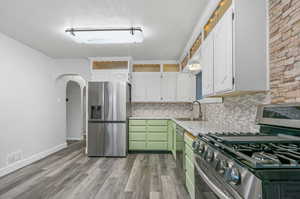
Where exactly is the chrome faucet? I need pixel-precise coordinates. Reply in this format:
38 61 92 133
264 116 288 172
191 100 202 121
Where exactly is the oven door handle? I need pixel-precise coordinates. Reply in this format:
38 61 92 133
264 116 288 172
194 162 235 199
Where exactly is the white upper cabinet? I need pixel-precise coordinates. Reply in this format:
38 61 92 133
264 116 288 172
161 73 178 102
132 73 147 102
200 0 267 97
201 34 214 96
213 8 233 93
145 73 162 102
132 72 161 102
131 63 195 102
132 71 195 102
177 73 196 102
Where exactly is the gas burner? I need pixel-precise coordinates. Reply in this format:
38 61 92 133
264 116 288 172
196 132 300 169
193 104 300 199
252 152 281 165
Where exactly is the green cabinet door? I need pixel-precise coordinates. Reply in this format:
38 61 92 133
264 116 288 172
185 173 195 199
129 133 146 141
129 126 147 132
129 119 173 151
129 141 146 150
147 142 168 150
148 126 168 132
172 122 177 159
168 121 173 150
147 133 168 141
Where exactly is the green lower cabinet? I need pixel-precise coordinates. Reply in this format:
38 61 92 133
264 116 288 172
129 133 146 141
148 126 168 132
147 133 168 141
147 120 168 126
147 142 168 150
129 119 170 151
129 120 147 126
129 141 146 150
168 121 176 159
184 133 195 199
185 142 194 159
168 121 173 150
176 141 184 150
186 174 195 199
129 126 147 132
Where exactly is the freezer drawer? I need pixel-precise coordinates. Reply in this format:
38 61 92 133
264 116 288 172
88 122 127 157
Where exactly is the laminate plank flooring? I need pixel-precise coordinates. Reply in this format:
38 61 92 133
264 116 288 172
0 142 190 199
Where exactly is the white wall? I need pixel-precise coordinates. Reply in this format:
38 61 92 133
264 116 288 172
0 32 66 176
0 32 91 177
54 59 91 81
66 81 82 140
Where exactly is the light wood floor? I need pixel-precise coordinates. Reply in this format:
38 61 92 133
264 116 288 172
0 142 190 199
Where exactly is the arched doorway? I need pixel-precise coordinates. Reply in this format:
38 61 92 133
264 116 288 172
66 81 82 142
55 74 87 147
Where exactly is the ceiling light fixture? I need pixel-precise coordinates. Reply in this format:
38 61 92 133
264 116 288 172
188 59 202 71
65 27 144 44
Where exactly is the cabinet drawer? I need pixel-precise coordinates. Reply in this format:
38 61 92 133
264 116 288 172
147 120 168 126
129 126 147 132
147 142 168 150
185 144 194 159
129 120 147 126
148 126 168 132
129 133 146 141
129 141 146 150
147 133 168 141
184 133 195 148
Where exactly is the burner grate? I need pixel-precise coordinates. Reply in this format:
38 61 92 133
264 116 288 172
200 132 300 169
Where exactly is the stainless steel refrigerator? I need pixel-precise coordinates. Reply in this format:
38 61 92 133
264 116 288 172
87 82 131 157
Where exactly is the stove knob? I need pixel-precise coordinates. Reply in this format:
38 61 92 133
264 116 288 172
216 160 228 174
198 143 205 154
226 167 241 185
192 141 199 151
206 150 214 162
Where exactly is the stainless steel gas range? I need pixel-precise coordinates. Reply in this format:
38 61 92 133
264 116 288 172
192 104 300 199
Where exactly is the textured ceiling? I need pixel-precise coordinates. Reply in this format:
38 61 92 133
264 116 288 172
0 0 209 60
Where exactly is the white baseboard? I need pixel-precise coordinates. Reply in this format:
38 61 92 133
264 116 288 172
67 137 82 141
0 143 67 178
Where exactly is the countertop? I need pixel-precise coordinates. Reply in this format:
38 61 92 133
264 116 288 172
129 116 234 137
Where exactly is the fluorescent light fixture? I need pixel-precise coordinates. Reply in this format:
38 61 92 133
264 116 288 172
188 60 202 71
65 27 144 44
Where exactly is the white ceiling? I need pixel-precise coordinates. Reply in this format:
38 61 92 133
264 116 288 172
0 0 209 60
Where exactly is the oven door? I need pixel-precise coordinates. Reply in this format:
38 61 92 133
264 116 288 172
194 154 243 199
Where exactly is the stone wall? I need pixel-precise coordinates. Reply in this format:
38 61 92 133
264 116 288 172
269 0 300 103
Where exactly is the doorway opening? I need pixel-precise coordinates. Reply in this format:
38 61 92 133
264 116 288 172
66 81 82 144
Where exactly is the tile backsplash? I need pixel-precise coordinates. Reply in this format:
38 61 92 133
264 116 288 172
202 92 271 132
131 103 193 118
131 92 271 132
